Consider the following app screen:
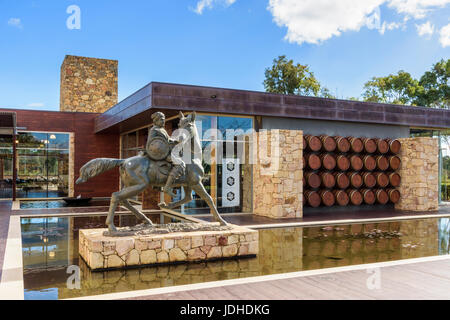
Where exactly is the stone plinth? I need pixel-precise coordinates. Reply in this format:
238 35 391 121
79 224 258 270
395 137 439 212
251 129 303 219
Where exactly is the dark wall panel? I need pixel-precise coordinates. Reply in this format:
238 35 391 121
0 109 120 198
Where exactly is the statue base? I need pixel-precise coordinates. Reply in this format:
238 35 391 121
79 223 259 271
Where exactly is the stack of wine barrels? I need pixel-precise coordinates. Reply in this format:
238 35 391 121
303 135 401 208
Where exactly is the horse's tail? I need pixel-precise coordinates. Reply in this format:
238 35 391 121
76 158 125 184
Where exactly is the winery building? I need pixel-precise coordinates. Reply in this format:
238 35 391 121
0 55 449 218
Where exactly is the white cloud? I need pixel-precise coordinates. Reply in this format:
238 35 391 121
267 0 385 45
267 0 450 45
380 21 403 34
193 0 236 14
388 0 450 19
439 23 450 46
7 18 22 29
27 102 45 108
416 21 435 36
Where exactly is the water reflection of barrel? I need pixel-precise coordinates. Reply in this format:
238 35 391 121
375 155 389 171
375 189 389 204
320 153 336 170
362 172 376 188
386 139 401 154
305 172 321 189
387 188 401 203
363 155 376 171
333 172 350 189
320 172 336 188
374 172 389 188
347 189 363 205
347 172 363 188
333 189 350 206
349 155 363 171
361 188 376 205
389 155 401 170
320 135 337 152
334 136 350 153
306 153 321 170
388 172 401 187
320 190 335 207
335 154 350 171
362 137 377 153
374 138 389 154
305 190 321 207
347 136 364 153
305 135 322 152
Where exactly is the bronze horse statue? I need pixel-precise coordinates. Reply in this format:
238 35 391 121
76 112 227 233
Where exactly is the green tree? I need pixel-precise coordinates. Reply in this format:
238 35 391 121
362 71 420 105
362 59 449 108
263 55 333 98
415 59 449 108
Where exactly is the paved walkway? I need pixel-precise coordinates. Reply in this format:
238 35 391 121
121 257 450 300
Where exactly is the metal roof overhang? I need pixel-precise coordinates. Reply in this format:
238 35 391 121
94 82 450 134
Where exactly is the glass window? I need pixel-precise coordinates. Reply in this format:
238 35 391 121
16 132 70 199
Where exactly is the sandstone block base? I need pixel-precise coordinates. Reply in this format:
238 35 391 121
79 224 259 270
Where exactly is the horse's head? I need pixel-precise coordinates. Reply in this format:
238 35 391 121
178 111 197 137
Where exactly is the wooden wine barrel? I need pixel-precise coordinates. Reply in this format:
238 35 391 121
386 139 401 154
388 155 401 170
375 155 389 171
305 172 321 189
306 153 321 170
302 156 306 169
320 172 336 188
374 138 389 154
347 136 364 153
320 190 335 207
375 189 389 204
362 138 377 153
388 172 401 187
305 190 321 207
347 172 363 188
303 175 306 188
302 136 307 150
362 172 376 188
347 189 363 205
335 154 350 171
333 189 350 206
333 172 350 189
374 172 389 188
334 136 351 153
320 153 336 170
363 155 376 171
387 188 401 203
305 135 322 152
361 188 376 205
320 135 337 152
303 193 307 205
349 155 363 171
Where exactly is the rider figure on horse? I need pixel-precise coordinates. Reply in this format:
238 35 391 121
146 112 185 198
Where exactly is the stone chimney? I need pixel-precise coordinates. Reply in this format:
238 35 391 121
60 55 118 113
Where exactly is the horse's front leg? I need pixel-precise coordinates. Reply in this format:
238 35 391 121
160 187 193 210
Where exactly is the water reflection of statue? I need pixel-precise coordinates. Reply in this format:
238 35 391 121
146 112 185 197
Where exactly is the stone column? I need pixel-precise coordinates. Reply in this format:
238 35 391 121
252 129 303 218
395 137 439 212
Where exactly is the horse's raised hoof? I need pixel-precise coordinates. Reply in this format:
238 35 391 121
158 202 168 209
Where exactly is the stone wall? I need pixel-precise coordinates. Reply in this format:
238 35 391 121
60 55 118 113
79 226 258 270
252 130 303 218
395 137 439 212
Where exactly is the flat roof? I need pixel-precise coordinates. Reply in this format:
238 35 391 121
93 82 450 133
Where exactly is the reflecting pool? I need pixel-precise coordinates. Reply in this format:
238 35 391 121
21 216 450 300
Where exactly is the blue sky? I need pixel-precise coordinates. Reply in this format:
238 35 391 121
1 0 449 111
